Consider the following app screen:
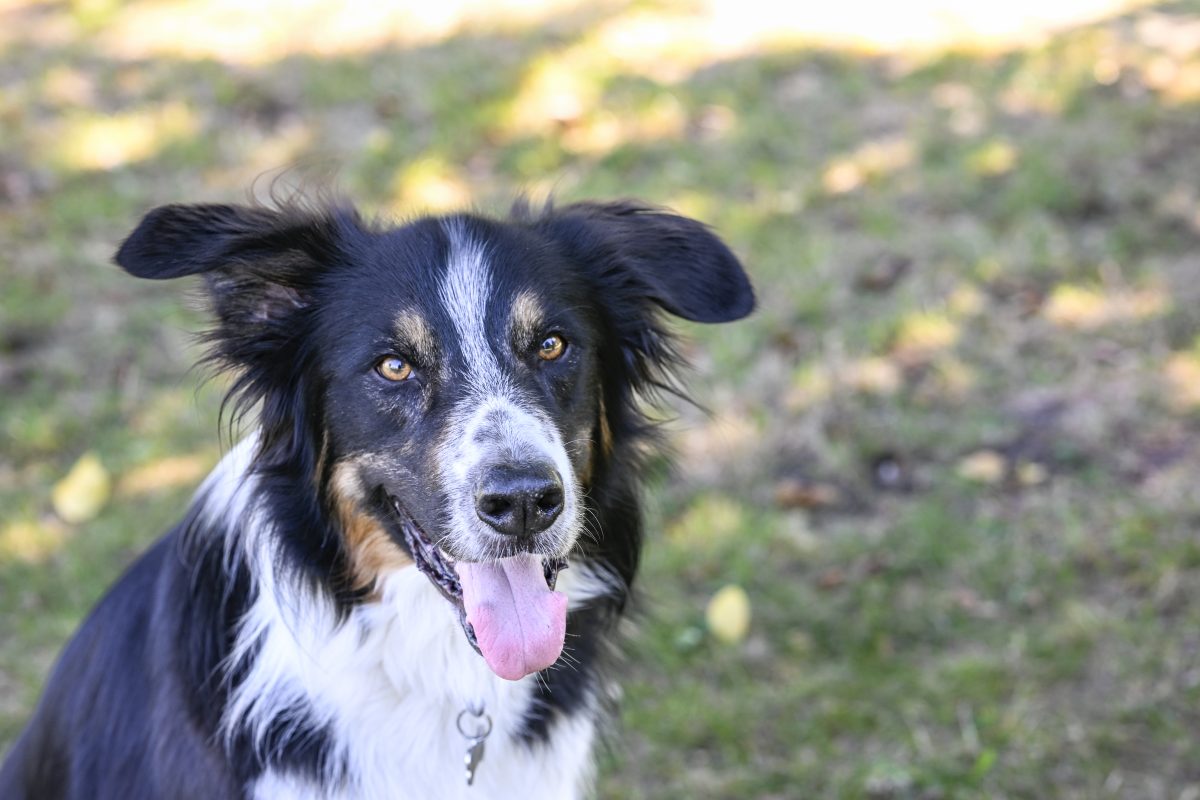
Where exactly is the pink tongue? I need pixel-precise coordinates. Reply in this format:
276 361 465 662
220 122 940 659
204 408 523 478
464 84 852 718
455 554 568 681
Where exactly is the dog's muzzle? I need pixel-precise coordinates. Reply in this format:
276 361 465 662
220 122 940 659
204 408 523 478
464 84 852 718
388 497 567 678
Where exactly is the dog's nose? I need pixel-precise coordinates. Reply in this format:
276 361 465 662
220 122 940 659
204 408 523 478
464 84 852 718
475 464 564 538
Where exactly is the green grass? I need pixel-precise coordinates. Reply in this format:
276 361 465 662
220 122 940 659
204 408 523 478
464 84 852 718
4 1 1200 796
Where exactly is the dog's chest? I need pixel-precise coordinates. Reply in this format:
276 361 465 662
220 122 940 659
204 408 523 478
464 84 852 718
239 568 594 800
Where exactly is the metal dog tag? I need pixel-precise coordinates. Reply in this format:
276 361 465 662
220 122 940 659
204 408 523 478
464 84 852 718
464 735 486 786
457 707 493 787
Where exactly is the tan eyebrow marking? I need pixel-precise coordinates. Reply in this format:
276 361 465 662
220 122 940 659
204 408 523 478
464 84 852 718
510 290 545 342
393 309 438 363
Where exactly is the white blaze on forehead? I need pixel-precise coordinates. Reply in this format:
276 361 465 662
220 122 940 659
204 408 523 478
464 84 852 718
435 219 583 563
438 220 503 392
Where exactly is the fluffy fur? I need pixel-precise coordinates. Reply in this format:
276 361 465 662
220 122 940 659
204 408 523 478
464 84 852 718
0 197 753 799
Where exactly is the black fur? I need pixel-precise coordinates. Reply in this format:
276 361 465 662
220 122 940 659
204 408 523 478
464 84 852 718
0 196 753 798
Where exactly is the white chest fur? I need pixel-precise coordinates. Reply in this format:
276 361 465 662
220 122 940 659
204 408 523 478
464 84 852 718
195 441 602 799
235 567 597 800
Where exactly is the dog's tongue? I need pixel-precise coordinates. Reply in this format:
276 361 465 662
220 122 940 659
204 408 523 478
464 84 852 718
456 554 567 681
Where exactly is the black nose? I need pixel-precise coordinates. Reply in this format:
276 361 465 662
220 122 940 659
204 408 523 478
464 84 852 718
475 464 564 538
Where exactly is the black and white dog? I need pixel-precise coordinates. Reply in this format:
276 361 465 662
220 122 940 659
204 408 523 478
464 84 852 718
0 197 753 799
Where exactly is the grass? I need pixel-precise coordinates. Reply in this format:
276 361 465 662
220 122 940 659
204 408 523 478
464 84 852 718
4 0 1200 796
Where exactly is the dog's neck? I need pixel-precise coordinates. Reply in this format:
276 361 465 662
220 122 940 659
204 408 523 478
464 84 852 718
188 439 613 798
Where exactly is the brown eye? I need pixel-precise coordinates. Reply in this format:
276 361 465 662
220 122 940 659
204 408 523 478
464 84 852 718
537 334 567 361
375 356 413 382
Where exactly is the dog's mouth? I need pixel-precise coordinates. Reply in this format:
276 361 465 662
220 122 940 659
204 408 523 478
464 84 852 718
388 496 568 681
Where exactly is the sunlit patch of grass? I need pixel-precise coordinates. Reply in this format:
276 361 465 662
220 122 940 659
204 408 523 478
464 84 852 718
1041 283 1170 330
946 283 986 317
115 452 216 498
388 155 472 213
707 0 1137 53
967 138 1018 176
40 65 96 107
52 102 199 171
891 310 961 364
841 356 904 396
503 54 604 136
93 0 585 64
662 189 718 222
561 93 688 155
1163 350 1200 411
1137 47 1200 104
666 494 747 551
821 136 915 194
675 410 761 472
0 520 69 564
919 355 979 402
786 363 835 411
68 0 120 31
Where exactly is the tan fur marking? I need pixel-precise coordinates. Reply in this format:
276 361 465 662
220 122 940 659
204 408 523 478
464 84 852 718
597 392 614 460
330 460 412 594
572 429 595 488
510 290 545 341
577 393 611 489
393 309 438 363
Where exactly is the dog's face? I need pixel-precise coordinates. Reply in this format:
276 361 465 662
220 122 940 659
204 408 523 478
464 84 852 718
115 198 753 679
317 216 601 565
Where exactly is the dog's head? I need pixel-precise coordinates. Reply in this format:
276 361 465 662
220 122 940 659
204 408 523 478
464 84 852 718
115 198 753 680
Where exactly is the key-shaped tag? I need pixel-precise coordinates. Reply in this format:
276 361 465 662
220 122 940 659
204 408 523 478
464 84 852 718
464 735 486 786
457 707 493 787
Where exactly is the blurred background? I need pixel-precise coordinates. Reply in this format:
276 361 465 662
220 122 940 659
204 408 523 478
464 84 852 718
3 0 1200 796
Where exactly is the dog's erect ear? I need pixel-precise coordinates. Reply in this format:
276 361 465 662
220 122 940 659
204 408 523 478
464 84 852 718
534 200 754 323
114 202 348 329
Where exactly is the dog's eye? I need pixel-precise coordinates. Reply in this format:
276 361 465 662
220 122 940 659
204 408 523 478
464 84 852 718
375 356 413 382
537 334 567 361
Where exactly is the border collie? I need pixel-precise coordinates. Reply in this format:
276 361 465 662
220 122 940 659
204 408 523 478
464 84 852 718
0 197 753 799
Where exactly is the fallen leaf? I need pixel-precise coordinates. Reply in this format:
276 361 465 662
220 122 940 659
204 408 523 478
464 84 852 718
956 450 1006 484
892 311 960 364
774 479 841 510
52 452 111 524
1016 461 1049 486
854 254 912 293
816 566 848 590
843 357 903 396
706 584 751 644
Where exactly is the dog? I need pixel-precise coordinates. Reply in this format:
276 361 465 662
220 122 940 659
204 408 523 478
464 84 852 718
0 196 753 799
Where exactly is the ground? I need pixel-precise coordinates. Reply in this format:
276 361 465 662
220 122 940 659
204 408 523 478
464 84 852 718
2 1 1200 797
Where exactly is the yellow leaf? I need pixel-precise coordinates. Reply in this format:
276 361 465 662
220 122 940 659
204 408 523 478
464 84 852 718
957 450 1006 484
968 139 1017 176
706 584 751 644
52 452 112 524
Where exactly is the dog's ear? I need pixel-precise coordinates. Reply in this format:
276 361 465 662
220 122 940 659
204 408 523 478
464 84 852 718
534 200 754 323
114 203 357 439
115 202 348 331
